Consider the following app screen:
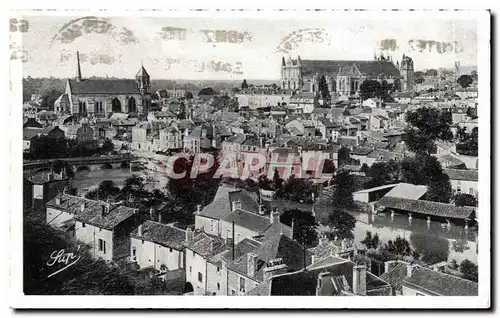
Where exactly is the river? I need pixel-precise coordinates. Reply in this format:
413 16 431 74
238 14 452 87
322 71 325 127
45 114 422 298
71 163 478 265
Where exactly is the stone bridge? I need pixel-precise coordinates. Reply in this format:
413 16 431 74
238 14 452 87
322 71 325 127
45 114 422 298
23 155 139 173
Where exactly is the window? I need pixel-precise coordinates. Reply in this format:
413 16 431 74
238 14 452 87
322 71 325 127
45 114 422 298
82 222 86 228
98 239 106 254
198 272 203 283
239 277 246 293
217 283 220 291
142 240 144 244
192 251 195 258
469 188 474 195
169 248 173 253
132 247 136 260
210 220 214 232
231 289 236 296
216 267 220 273
189 266 192 273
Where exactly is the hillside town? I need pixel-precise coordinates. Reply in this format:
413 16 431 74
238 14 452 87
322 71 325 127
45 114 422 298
23 50 479 297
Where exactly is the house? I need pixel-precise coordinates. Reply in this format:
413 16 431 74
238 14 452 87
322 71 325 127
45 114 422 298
184 231 227 295
158 125 182 152
444 168 479 198
260 255 392 296
224 221 311 296
392 91 414 104
23 126 65 152
72 198 138 262
131 122 151 152
362 98 380 108
27 171 71 211
288 92 315 114
381 260 478 296
23 118 43 128
76 123 95 143
183 123 218 153
129 221 186 272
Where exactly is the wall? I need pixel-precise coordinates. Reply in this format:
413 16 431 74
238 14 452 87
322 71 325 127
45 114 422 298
130 237 184 271
366 285 393 296
75 221 114 262
194 215 220 237
206 261 226 296
220 221 260 244
401 285 430 296
227 269 259 296
449 179 478 197
46 207 74 228
185 247 208 295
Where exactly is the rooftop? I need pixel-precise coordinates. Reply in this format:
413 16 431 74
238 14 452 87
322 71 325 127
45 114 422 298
130 221 186 250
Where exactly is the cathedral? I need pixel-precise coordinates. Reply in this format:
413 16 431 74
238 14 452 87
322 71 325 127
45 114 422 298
280 53 414 95
57 51 152 117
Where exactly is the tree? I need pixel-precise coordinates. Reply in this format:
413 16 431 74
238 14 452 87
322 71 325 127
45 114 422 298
257 174 273 191
280 209 319 248
359 80 382 101
460 259 478 282
338 147 351 166
185 91 194 100
425 69 438 77
241 79 249 89
326 208 356 240
400 153 452 203
23 214 179 295
457 74 473 88
403 107 453 154
28 136 69 160
361 231 380 249
41 89 64 109
456 127 478 156
331 170 356 209
272 168 284 190
380 236 412 257
198 87 216 96
454 193 477 207
360 163 369 175
277 175 318 203
318 75 331 100
101 139 115 153
363 160 400 189
85 180 121 200
410 233 450 264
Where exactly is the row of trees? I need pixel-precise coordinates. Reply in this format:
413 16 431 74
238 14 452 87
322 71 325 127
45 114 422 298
25 136 115 160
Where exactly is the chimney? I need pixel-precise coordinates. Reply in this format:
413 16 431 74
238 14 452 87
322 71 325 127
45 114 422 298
231 200 241 212
158 213 162 224
263 258 288 281
407 264 416 278
138 224 143 237
185 227 193 243
352 265 367 296
258 204 264 215
101 204 108 217
270 208 279 224
196 204 202 214
247 253 258 278
384 260 399 274
80 202 86 212
55 195 61 205
311 254 316 264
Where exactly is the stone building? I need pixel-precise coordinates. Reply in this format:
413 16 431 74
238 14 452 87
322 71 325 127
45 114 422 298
62 51 152 117
280 54 414 95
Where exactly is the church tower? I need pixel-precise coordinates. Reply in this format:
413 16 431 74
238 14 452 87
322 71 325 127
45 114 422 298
136 63 151 95
76 51 82 82
399 54 415 92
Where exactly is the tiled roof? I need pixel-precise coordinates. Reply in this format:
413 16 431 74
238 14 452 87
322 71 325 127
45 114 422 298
69 79 139 95
246 281 270 296
46 194 137 230
130 221 186 250
27 171 68 184
136 65 150 78
377 196 475 219
444 168 478 182
380 261 408 294
383 183 428 200
186 232 226 259
403 266 478 296
222 210 271 233
300 60 401 78
351 146 374 156
23 126 59 140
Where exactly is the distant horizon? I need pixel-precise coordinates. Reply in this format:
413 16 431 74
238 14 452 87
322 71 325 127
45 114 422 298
16 15 477 80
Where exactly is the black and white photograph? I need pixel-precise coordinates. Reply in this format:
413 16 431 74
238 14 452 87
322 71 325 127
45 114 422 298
8 8 491 309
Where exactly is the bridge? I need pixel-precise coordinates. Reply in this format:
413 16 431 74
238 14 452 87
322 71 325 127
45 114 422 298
23 155 139 172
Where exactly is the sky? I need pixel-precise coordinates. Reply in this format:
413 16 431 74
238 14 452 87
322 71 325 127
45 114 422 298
13 14 478 80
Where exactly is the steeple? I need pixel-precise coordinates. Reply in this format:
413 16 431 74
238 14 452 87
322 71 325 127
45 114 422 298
282 56 286 67
76 51 82 82
136 63 150 95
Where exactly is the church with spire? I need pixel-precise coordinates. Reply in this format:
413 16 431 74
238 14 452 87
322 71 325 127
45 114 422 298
280 52 414 96
59 51 152 117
